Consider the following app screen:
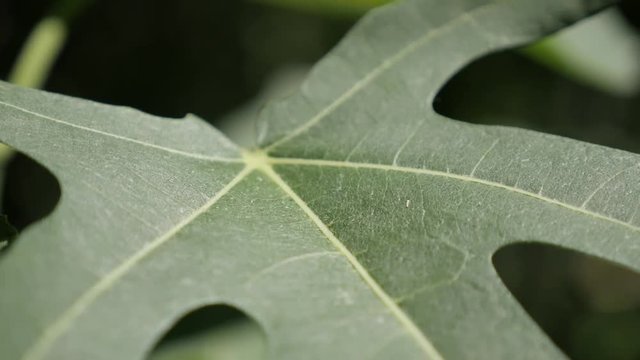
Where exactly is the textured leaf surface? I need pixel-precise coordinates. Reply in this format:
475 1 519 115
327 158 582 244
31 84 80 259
1 0 635 359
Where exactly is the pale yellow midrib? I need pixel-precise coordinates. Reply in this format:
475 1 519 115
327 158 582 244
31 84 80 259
263 1 497 152
23 150 638 360
21 166 253 360
24 152 444 360
249 152 444 360
0 101 242 163
269 156 640 233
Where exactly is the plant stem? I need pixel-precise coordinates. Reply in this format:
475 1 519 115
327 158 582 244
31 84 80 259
8 17 68 89
1 0 93 200
7 0 93 88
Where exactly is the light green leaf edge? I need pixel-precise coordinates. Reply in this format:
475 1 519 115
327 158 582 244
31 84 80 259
260 0 640 96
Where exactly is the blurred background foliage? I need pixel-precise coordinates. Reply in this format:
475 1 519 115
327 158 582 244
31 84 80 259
0 0 639 359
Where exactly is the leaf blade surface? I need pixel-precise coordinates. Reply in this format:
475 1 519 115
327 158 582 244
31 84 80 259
1 0 636 359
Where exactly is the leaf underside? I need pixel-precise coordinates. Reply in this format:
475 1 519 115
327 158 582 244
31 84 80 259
1 0 636 359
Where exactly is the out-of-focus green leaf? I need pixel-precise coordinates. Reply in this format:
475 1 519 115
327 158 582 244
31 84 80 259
524 8 640 96
261 0 640 96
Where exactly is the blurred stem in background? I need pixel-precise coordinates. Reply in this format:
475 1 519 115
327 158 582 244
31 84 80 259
8 16 67 88
8 0 93 88
0 0 94 202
